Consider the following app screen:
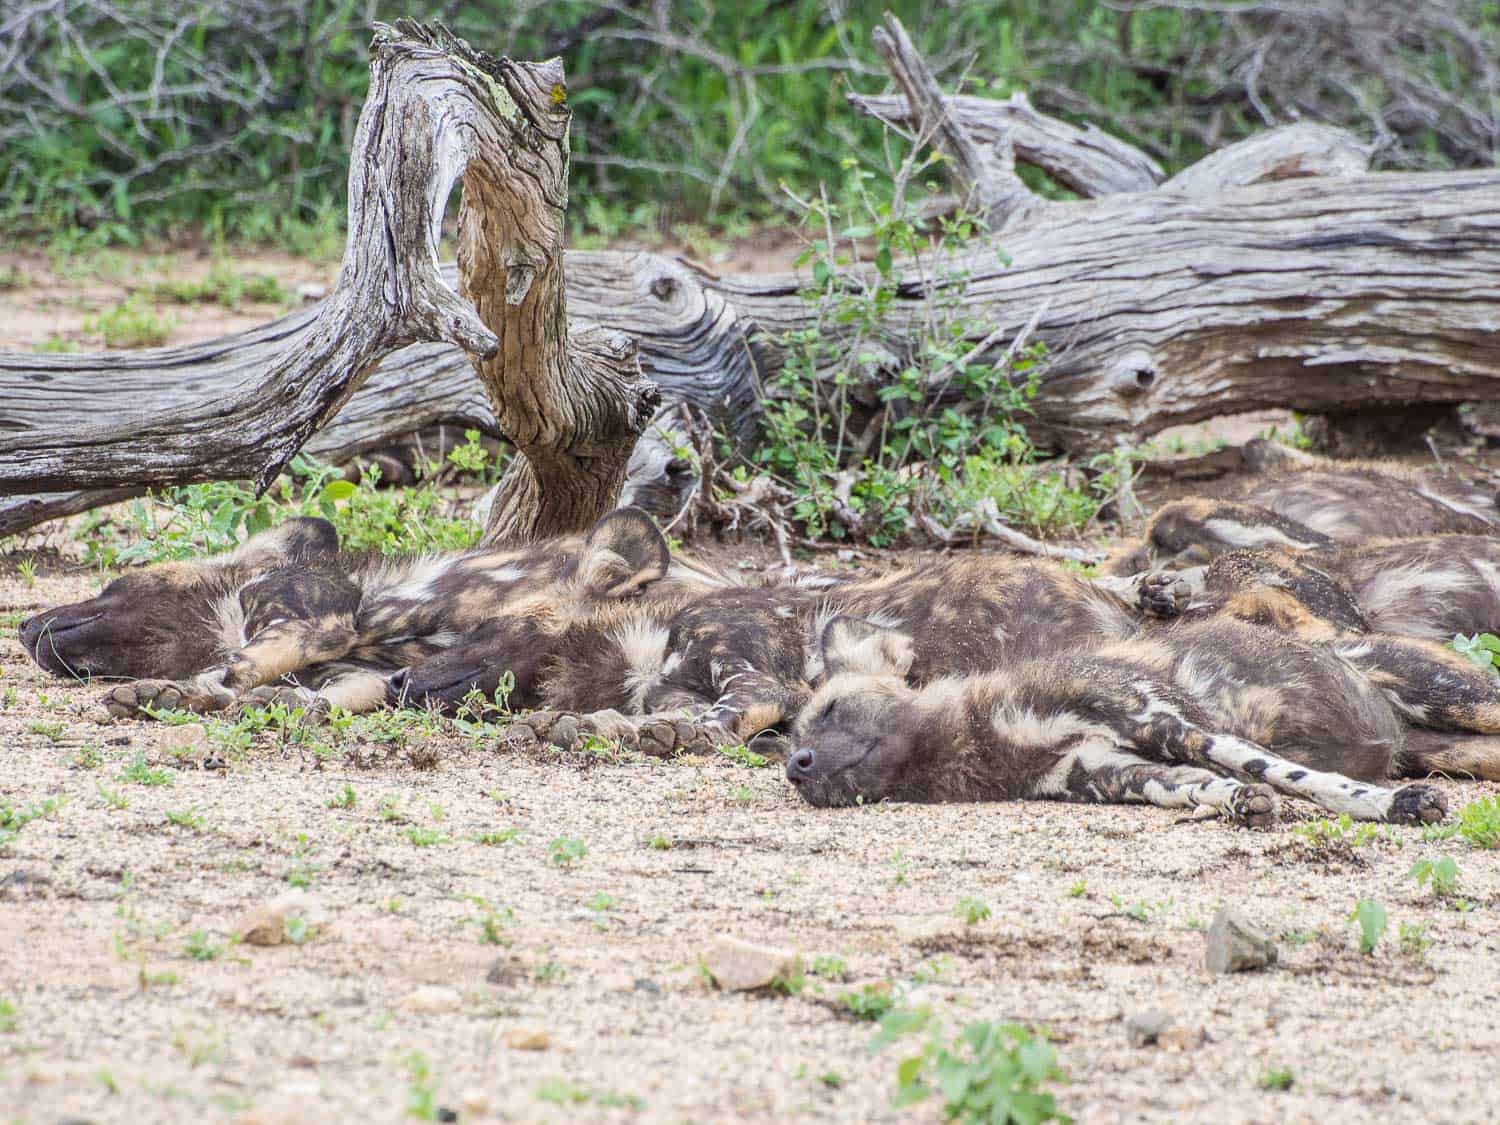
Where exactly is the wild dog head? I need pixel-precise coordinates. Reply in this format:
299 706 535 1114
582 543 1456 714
786 616 925 807
569 508 672 597
1100 498 1335 576
20 517 339 682
392 509 685 712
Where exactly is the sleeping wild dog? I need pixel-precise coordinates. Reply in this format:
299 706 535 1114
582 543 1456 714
19 509 730 717
395 527 1153 741
786 613 1446 825
1135 547 1500 780
1103 446 1498 576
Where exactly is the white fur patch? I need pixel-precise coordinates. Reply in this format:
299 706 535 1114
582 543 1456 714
1202 518 1321 551
612 619 672 711
1416 485 1497 526
372 555 452 602
479 563 527 584
1359 562 1472 639
213 594 247 654
1029 734 1126 798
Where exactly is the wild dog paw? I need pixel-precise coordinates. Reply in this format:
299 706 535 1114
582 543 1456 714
1228 783 1279 828
102 679 222 719
1388 784 1447 826
577 709 641 746
1138 572 1192 619
632 715 736 758
239 685 329 720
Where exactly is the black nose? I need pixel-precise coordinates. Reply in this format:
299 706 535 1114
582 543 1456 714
786 747 816 781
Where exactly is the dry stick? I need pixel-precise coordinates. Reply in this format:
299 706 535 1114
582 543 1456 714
869 12 1038 230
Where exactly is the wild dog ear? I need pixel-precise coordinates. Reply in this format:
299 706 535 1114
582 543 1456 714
820 616 915 680
229 517 340 570
577 508 670 597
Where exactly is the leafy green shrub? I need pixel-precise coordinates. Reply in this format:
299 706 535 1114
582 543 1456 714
1457 797 1500 849
85 297 172 348
75 453 480 567
872 1009 1068 1124
6 2 1494 246
749 156 1119 545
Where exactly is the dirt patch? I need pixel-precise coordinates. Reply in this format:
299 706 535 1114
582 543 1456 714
0 229 802 354
5 560 1500 1124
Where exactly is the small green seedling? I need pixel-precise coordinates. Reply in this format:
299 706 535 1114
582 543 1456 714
1457 796 1500 849
1409 856 1460 898
953 897 992 926
549 836 587 868
1350 898 1387 955
1450 632 1500 677
1260 1067 1294 1092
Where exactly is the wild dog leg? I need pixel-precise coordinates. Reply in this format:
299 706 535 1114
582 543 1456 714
697 662 810 740
101 568 360 718
1335 635 1500 736
1135 569 1204 619
1398 730 1500 782
501 704 737 758
1115 692 1444 824
102 676 236 718
1049 746 1279 827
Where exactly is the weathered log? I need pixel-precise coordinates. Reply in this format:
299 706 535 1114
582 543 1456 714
5 18 1500 539
0 251 759 536
848 90 1163 199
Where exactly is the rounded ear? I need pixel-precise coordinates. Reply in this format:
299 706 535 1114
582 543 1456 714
230 516 340 569
576 507 670 597
820 615 915 680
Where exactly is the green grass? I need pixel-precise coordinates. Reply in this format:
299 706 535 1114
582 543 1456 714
85 296 172 348
74 451 484 569
153 263 289 308
1457 797 1500 849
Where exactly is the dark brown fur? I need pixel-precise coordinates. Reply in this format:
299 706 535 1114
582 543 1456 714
787 615 1440 825
401 551 1147 739
1101 449 1499 576
20 509 729 716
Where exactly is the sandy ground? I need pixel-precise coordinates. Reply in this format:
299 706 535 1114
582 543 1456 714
5 555 1500 1125
5 241 1500 1122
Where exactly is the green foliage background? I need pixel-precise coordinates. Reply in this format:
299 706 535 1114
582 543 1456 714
4 0 1496 245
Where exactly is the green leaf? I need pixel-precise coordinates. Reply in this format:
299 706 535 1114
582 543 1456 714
1351 898 1387 954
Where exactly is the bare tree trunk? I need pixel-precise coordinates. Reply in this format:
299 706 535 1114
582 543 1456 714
0 22 698 545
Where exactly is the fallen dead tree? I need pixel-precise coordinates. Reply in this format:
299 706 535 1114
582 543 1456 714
4 15 1500 539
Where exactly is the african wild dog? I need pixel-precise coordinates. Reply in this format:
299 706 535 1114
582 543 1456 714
395 534 1154 742
1102 448 1498 576
1133 547 1500 780
785 614 1446 825
19 509 731 717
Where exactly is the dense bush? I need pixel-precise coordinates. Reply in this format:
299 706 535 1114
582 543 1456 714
3 1 1496 245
